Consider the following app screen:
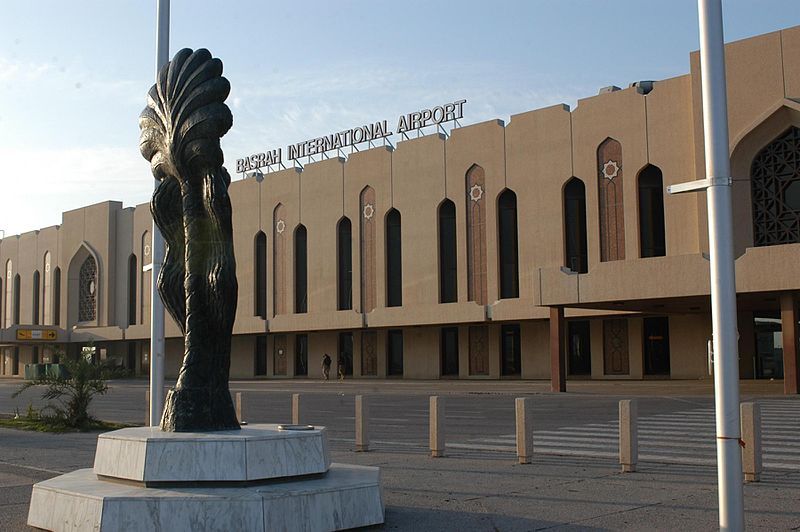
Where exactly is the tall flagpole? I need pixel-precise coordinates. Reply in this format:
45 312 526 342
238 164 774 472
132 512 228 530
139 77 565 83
149 0 169 427
697 0 744 529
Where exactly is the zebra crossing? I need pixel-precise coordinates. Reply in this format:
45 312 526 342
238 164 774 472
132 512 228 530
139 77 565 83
449 399 800 470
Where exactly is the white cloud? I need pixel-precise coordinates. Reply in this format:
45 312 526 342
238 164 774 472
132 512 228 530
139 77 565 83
0 145 152 236
0 57 54 83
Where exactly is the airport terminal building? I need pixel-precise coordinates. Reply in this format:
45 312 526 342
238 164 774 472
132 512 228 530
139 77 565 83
2 28 800 393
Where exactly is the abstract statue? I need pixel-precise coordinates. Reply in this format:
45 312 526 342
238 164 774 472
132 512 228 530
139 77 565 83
139 48 239 431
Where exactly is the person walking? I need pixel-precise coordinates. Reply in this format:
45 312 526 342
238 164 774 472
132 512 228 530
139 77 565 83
338 357 346 381
321 353 331 381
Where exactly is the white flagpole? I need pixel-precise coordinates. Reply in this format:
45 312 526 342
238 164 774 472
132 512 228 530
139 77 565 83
697 0 745 529
149 0 169 427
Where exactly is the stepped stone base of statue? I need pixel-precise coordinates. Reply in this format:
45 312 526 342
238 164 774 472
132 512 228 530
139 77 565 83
27 425 384 532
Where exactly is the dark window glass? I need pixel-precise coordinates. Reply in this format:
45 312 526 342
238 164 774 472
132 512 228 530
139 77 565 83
501 324 521 376
498 190 519 298
386 209 402 307
564 178 588 273
638 165 666 257
128 255 137 326
567 320 591 375
12 347 19 375
53 267 61 326
13 275 20 325
127 343 136 371
295 225 308 313
441 327 459 376
32 271 40 325
338 332 353 375
439 200 457 303
255 232 267 318
387 329 403 376
295 334 308 376
337 218 352 310
643 317 670 375
32 346 39 364
255 335 267 376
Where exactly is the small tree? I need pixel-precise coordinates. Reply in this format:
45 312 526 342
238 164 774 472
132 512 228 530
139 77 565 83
13 354 123 430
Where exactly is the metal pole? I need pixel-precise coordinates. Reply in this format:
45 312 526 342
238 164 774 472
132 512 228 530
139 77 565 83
149 0 169 427
697 0 744 529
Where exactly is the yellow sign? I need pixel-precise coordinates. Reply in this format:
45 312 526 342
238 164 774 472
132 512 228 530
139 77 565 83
16 329 57 341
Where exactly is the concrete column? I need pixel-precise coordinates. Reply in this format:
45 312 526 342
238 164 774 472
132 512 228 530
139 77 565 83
549 307 566 392
781 293 799 395
292 393 301 424
145 390 150 426
355 395 369 452
234 392 243 423
429 396 445 458
515 397 534 464
619 399 638 473
740 402 762 482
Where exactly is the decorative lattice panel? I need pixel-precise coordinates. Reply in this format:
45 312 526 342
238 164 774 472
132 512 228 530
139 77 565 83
361 331 377 376
469 325 489 376
79 256 97 322
752 126 800 246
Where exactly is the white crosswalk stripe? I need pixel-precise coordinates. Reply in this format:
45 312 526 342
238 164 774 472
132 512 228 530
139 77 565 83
452 399 800 470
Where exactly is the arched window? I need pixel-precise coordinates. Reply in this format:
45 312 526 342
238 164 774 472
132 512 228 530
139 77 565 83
597 137 625 261
78 255 97 322
32 271 40 324
386 209 402 307
638 165 666 257
43 252 51 325
564 178 588 273
273 205 287 316
13 274 20 325
359 186 376 313
466 164 487 304
751 126 800 246
4 260 12 328
337 217 352 310
128 255 137 325
53 267 61 326
294 225 307 313
498 190 519 299
254 231 267 318
438 199 457 303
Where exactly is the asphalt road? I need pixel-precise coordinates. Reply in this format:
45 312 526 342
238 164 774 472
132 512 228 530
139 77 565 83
0 379 724 452
1 379 799 531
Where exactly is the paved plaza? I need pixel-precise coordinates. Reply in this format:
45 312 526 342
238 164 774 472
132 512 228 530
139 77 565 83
1 379 799 530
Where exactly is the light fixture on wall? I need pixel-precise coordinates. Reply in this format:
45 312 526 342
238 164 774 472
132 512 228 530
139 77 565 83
245 169 264 182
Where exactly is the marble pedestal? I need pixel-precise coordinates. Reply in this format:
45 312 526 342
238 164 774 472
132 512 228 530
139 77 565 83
28 424 383 531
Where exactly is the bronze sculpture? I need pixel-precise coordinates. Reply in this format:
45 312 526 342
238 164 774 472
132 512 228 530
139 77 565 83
139 48 239 431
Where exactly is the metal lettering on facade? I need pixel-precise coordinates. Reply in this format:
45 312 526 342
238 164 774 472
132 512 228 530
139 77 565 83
236 99 466 173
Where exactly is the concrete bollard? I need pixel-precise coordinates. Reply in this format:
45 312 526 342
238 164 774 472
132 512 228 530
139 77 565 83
234 392 243 423
145 390 150 426
740 402 762 482
619 399 638 473
292 393 301 425
515 397 534 464
355 395 369 452
429 396 445 458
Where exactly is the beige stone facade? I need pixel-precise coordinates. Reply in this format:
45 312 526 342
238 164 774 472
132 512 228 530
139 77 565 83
2 27 800 391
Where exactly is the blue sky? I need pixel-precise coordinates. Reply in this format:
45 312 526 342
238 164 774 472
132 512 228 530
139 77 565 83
1 0 799 236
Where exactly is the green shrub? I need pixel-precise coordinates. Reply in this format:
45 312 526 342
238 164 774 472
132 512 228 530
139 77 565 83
12 355 125 431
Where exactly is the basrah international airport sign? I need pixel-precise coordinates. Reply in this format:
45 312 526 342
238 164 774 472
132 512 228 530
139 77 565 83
236 99 466 174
